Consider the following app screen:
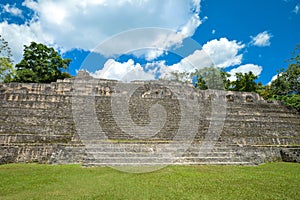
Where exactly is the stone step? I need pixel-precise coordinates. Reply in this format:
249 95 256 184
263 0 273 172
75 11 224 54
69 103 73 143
83 141 233 145
0 135 74 145
226 112 300 119
84 156 244 163
0 115 75 127
0 144 84 148
82 145 237 152
0 107 72 118
83 161 254 167
0 125 76 135
88 151 236 157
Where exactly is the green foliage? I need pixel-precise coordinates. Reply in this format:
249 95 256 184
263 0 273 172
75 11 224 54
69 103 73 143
267 44 300 111
273 94 300 111
163 70 191 83
13 42 71 83
193 66 260 92
270 45 300 95
220 69 231 90
195 75 208 90
0 35 14 82
193 66 226 90
164 66 260 92
269 71 288 95
257 85 273 100
231 71 259 92
285 63 300 93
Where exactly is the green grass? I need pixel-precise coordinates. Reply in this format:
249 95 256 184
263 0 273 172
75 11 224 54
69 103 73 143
0 163 299 200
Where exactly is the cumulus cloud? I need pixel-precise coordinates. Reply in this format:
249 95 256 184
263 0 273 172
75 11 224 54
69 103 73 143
228 64 263 81
149 49 213 81
88 37 247 82
162 49 212 74
87 47 264 84
89 59 155 82
2 4 23 17
250 31 272 47
0 0 202 63
89 48 214 82
202 38 245 68
94 28 191 60
0 21 54 62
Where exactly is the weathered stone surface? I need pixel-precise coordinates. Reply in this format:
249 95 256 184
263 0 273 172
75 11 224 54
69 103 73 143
0 76 299 166
280 148 300 163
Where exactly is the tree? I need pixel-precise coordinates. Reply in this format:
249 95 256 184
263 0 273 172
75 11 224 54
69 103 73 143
164 70 191 83
269 71 288 95
220 69 231 90
268 44 300 111
285 63 300 93
13 42 71 83
195 75 208 90
269 46 300 95
0 35 14 82
193 66 225 90
231 71 258 92
270 45 300 95
257 84 273 100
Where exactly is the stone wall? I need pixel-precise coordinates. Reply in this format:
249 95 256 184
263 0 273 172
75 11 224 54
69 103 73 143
0 74 299 165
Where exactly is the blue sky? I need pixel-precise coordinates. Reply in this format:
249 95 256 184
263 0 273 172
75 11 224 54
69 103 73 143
0 0 299 84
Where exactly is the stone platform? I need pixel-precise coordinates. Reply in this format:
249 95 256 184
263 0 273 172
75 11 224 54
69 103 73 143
0 74 299 166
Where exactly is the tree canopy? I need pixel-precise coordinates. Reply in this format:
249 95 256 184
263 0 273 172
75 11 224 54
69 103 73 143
193 67 224 90
266 44 300 111
192 66 259 92
13 42 71 83
270 46 300 95
231 71 259 92
0 35 14 82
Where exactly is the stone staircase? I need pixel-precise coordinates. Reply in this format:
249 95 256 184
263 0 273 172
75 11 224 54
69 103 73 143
82 142 254 166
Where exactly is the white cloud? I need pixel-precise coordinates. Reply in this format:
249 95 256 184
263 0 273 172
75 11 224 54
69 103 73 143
169 50 212 72
144 49 164 61
89 56 264 84
159 49 213 80
212 29 216 34
88 48 214 82
159 38 248 80
250 31 272 47
1 0 202 63
228 64 263 81
0 21 53 62
88 50 265 83
2 4 23 17
96 28 190 61
293 4 299 14
89 59 155 82
202 38 245 68
88 46 264 84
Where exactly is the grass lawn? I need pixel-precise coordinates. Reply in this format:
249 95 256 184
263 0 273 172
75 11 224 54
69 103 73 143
0 162 299 200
